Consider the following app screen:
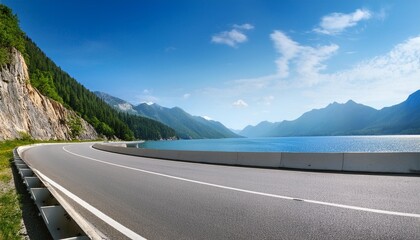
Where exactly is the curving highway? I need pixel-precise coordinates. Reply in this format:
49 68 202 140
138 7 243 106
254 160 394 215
21 143 420 239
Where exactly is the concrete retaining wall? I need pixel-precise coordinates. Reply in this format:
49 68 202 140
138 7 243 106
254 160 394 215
237 152 281 168
281 153 343 171
92 143 420 174
343 153 420 173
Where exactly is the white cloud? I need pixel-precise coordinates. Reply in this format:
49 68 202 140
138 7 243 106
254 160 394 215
297 44 339 82
212 29 247 47
270 31 300 78
314 8 372 35
212 23 254 47
340 36 420 81
270 31 338 82
183 93 191 99
143 89 151 94
232 99 249 108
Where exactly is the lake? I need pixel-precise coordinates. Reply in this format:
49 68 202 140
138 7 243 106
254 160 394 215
138 135 420 153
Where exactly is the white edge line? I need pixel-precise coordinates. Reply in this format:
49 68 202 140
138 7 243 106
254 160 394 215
33 169 146 240
63 145 420 219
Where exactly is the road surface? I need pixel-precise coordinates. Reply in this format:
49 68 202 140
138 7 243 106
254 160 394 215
21 143 420 239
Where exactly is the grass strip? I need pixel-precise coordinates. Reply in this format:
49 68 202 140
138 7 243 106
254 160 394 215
0 189 22 240
0 139 34 240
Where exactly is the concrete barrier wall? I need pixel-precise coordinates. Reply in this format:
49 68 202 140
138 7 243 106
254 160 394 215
93 143 420 174
281 153 343 171
237 152 281 168
343 153 420 173
178 151 238 165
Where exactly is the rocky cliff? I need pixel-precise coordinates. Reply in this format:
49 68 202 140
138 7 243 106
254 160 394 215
0 48 98 140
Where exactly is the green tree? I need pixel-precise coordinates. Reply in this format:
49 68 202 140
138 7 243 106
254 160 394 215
0 5 25 65
0 47 8 64
68 116 82 139
97 122 115 138
30 69 63 103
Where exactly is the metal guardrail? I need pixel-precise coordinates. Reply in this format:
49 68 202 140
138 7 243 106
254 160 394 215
13 148 90 240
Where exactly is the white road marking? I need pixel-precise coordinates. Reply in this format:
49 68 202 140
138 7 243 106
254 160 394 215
63 145 420 219
33 169 147 240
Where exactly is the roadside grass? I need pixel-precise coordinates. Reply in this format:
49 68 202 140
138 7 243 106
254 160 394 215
0 190 22 240
0 139 34 240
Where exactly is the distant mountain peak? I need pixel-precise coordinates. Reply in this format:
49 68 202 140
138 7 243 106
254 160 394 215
327 101 340 108
261 120 273 124
325 100 362 109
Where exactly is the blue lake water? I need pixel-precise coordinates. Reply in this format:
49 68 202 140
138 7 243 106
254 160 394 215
139 135 420 153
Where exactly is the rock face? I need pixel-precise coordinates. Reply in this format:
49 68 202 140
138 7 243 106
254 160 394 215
0 49 98 140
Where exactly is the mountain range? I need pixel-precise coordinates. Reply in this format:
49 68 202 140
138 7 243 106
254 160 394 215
240 90 420 137
95 92 240 139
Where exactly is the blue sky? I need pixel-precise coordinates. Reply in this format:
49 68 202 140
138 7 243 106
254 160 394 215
4 0 420 129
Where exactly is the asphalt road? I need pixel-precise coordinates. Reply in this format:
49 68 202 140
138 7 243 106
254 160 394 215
22 143 420 239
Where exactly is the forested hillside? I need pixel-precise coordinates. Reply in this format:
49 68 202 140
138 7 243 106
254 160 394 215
0 5 176 140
